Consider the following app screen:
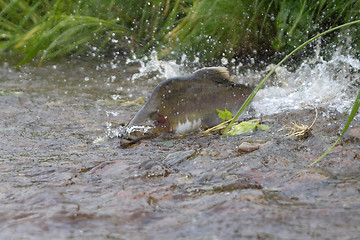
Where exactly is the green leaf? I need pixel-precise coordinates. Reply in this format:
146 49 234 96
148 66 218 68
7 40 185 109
226 121 256 136
225 119 270 136
256 123 270 131
217 108 233 121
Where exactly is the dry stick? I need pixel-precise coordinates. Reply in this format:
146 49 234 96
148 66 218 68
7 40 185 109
202 118 234 133
280 104 318 138
308 104 318 130
107 121 123 125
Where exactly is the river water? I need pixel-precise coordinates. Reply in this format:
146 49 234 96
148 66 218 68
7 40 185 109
1 53 360 239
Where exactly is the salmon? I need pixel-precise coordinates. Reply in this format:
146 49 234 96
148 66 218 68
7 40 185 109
125 67 252 134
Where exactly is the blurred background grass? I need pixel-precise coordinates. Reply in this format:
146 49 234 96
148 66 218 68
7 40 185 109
1 0 359 65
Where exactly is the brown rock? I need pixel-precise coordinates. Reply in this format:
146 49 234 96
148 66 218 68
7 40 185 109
238 141 265 153
349 126 360 139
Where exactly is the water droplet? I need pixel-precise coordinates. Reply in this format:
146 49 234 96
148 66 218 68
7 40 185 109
221 57 228 65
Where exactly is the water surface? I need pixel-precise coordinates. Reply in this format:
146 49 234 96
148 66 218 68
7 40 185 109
1 55 360 239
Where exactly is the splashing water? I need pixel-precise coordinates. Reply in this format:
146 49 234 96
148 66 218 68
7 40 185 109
106 122 154 139
125 51 360 119
127 51 187 82
250 52 360 117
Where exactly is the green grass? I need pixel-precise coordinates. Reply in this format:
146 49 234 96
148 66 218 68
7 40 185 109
1 0 359 64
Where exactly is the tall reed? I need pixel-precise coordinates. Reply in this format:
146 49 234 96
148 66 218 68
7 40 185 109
1 0 359 64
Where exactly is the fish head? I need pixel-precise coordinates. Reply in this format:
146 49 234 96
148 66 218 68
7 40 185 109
124 95 171 137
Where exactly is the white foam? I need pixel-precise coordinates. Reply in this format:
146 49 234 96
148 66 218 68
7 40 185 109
238 52 360 117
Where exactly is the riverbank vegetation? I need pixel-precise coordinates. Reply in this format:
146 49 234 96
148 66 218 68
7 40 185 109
1 0 359 65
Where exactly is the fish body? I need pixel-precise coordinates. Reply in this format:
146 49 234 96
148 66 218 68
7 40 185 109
126 67 252 134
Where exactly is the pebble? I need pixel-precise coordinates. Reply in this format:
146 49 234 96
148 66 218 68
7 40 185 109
349 125 360 139
238 141 265 153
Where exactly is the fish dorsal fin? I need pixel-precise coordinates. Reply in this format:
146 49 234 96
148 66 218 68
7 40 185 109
193 67 230 84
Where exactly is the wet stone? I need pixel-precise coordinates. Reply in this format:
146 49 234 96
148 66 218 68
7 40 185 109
186 178 262 194
238 141 266 153
139 160 172 178
162 149 196 167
